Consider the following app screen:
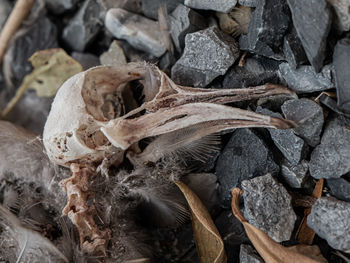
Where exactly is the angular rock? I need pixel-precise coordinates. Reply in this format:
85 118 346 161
239 0 290 58
281 98 324 147
286 0 332 72
242 174 297 242
0 0 11 30
171 27 239 87
327 178 350 202
319 93 350 118
239 244 264 263
279 63 334 93
100 40 127 66
45 0 79 14
62 0 103 51
216 211 249 261
71 52 100 70
307 197 350 251
142 0 183 20
257 94 296 113
281 159 309 188
215 128 279 206
184 0 237 12
309 115 350 179
333 38 350 114
283 28 308 69
169 4 206 53
223 57 281 89
257 107 308 165
6 17 58 87
238 0 258 7
105 8 167 57
327 0 350 32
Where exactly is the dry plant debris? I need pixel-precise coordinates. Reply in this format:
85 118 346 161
231 187 328 263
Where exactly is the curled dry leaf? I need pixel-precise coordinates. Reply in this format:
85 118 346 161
296 179 324 245
231 188 328 263
1 48 82 118
175 181 227 263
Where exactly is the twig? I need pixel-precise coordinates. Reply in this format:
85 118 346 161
0 0 35 66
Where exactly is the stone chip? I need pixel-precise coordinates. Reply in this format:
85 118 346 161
184 0 237 13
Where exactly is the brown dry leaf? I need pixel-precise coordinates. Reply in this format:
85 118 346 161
296 179 324 245
1 48 82 118
175 181 227 263
231 188 328 263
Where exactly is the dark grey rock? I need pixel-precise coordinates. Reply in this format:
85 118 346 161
45 0 79 14
215 128 279 206
171 27 239 87
105 8 167 57
286 0 331 72
283 28 307 69
142 0 183 20
216 210 249 261
307 197 350 251
327 0 350 32
327 178 350 202
257 94 297 113
239 244 264 263
6 17 58 87
222 57 281 89
71 52 100 70
184 0 237 12
62 0 103 52
309 115 350 179
333 38 350 114
238 0 258 7
319 93 350 118
281 98 324 147
0 0 11 30
279 63 334 93
169 4 206 53
239 0 290 59
281 159 309 188
257 107 307 165
242 174 297 242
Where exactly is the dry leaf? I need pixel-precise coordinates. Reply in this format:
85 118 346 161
175 181 227 263
1 48 82 118
231 188 328 263
296 179 324 245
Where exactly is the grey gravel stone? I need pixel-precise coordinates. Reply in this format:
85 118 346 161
333 38 350 114
281 98 324 147
62 0 103 52
286 0 332 72
142 0 183 20
242 174 297 242
45 0 79 14
0 0 11 30
105 8 167 57
327 178 350 202
283 28 308 69
216 128 279 206
169 4 206 53
184 0 237 12
100 40 127 66
239 244 264 263
309 115 350 179
281 159 309 188
307 197 350 251
257 94 297 113
239 0 290 59
257 107 307 165
238 0 258 7
6 17 58 87
279 63 334 94
71 52 100 70
171 27 239 87
327 0 350 32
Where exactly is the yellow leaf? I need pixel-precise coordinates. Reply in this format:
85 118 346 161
231 188 328 263
175 181 226 263
1 48 82 118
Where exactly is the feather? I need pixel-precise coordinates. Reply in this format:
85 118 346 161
0 204 68 263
